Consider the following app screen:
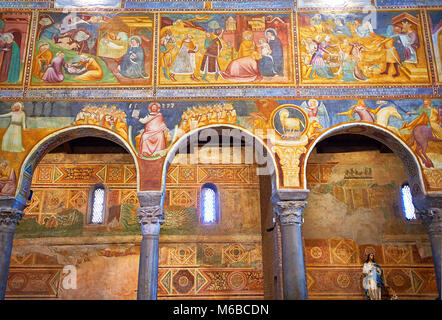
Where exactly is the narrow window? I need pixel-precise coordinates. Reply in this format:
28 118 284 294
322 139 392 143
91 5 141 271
401 183 416 220
90 184 106 224
201 183 219 224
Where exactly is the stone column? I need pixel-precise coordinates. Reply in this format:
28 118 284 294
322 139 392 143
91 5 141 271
272 190 309 300
136 191 163 300
417 208 442 300
0 205 24 300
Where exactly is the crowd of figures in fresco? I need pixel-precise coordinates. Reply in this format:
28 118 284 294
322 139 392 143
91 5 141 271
32 11 153 86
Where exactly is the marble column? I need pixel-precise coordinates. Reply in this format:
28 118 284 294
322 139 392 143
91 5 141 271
0 205 24 300
272 190 309 300
417 208 442 300
136 191 163 300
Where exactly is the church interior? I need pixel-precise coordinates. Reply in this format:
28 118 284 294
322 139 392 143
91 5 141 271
0 0 441 301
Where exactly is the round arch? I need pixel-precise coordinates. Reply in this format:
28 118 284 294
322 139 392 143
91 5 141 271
161 124 280 194
302 122 427 198
16 125 141 205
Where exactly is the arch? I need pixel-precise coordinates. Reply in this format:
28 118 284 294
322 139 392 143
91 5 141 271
302 122 426 197
16 125 140 205
161 124 279 194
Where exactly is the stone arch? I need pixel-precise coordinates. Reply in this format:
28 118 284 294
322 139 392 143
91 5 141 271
15 125 140 206
161 124 280 194
302 122 426 198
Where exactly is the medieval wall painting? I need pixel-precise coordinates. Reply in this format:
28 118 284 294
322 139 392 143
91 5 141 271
0 11 32 87
54 0 121 9
30 11 153 87
158 12 294 86
428 10 442 84
0 97 440 198
297 10 431 85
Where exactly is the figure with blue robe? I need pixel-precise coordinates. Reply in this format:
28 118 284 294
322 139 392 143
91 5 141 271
263 28 284 77
362 253 384 300
118 36 149 79
333 18 352 38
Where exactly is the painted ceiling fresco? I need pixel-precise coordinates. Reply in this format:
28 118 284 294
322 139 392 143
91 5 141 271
0 0 440 205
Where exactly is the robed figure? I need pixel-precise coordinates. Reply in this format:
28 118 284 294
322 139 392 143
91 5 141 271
362 253 384 300
119 36 149 79
134 102 168 157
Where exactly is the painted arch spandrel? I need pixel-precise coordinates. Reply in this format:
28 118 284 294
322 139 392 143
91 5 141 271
158 12 295 86
30 11 154 88
0 98 440 198
297 10 431 86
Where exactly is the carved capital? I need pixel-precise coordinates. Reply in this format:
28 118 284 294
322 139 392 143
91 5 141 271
274 200 307 226
272 144 307 187
0 207 24 227
137 205 164 236
417 208 442 236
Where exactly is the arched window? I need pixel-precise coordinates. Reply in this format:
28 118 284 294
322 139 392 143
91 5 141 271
89 184 106 224
401 183 416 220
201 183 219 224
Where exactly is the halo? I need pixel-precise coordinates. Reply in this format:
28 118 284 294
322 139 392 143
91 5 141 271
129 35 141 44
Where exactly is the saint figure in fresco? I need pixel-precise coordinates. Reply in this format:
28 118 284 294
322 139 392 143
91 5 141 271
265 28 284 77
42 51 65 83
33 42 53 79
160 30 176 80
0 33 21 83
200 30 224 82
400 22 419 64
221 30 263 82
0 102 26 153
169 34 199 81
362 253 384 300
133 102 168 157
0 158 16 196
118 36 149 79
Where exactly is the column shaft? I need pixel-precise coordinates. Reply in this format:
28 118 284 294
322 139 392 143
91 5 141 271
136 191 163 300
273 195 308 300
0 208 23 300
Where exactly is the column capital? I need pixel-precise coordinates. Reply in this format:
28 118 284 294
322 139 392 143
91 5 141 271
0 207 24 227
137 191 164 236
417 208 442 236
273 200 307 226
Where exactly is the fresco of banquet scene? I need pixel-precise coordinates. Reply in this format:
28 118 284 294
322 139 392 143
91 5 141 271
298 11 430 85
0 97 440 196
158 12 294 85
428 10 442 83
31 12 153 86
0 12 31 86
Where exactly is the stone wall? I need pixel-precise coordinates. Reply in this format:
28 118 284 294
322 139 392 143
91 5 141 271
303 150 438 300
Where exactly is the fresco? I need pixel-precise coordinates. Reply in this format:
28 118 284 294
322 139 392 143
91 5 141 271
54 0 121 8
297 10 431 85
0 11 32 87
30 11 153 87
158 12 294 86
0 97 440 198
428 9 442 83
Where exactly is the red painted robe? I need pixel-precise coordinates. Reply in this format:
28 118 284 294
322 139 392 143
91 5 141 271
139 112 167 157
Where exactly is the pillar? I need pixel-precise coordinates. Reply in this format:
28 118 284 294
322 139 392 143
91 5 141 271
417 207 442 300
136 191 163 300
0 203 24 300
272 190 309 300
